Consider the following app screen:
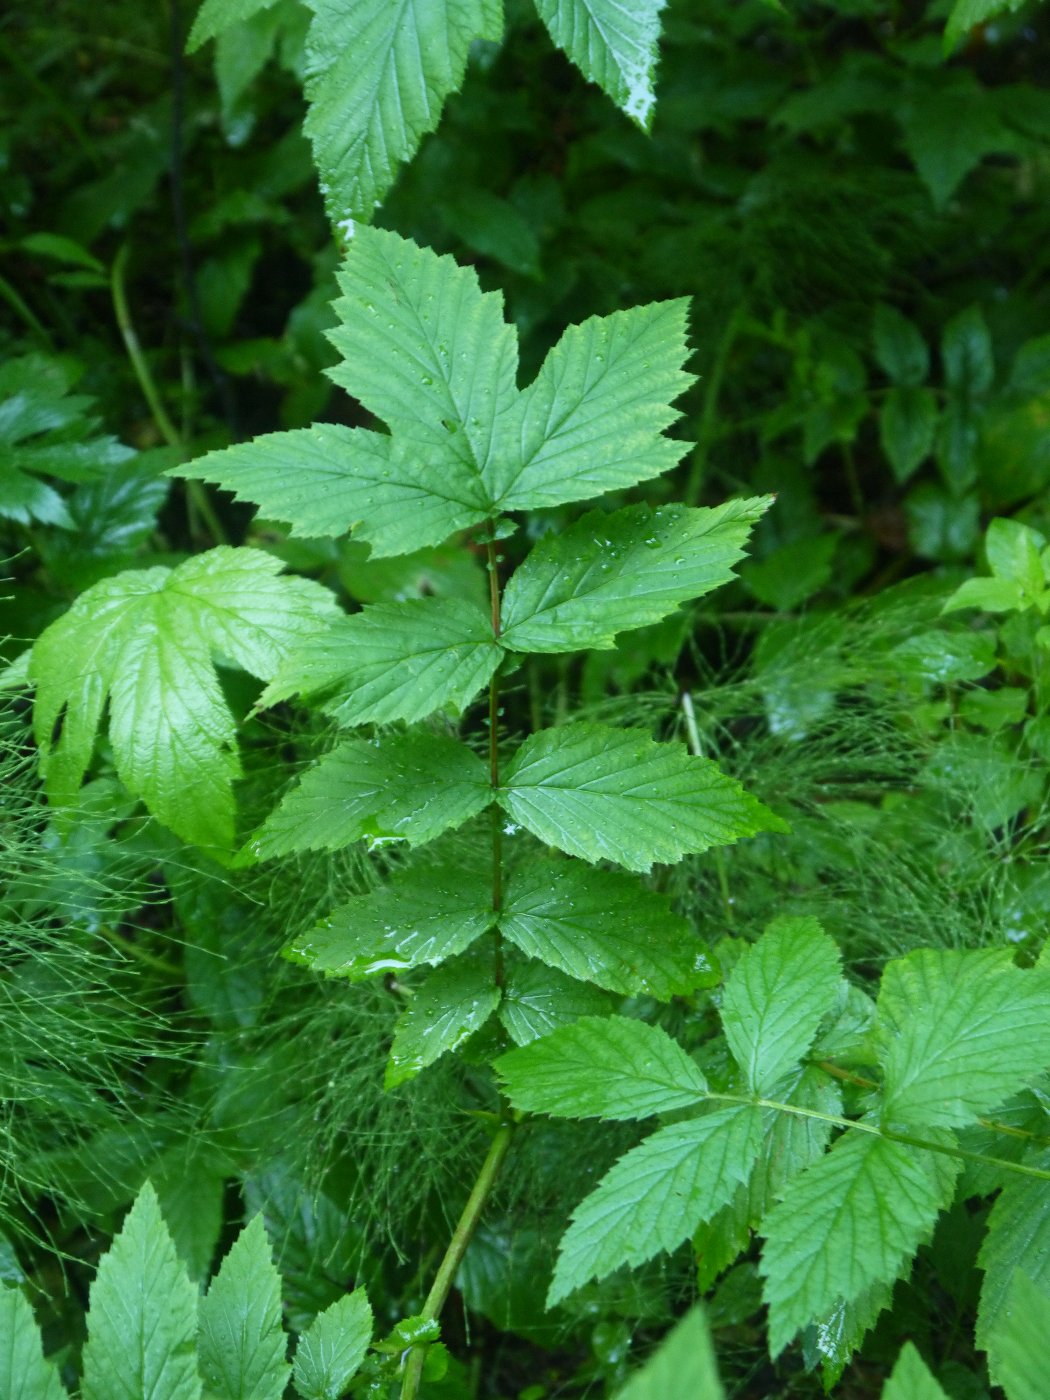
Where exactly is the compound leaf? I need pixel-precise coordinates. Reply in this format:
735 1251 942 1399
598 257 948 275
29 548 338 848
81 1182 201 1400
241 732 490 862
495 1015 707 1120
760 1133 958 1355
498 962 612 1046
500 858 715 998
499 723 786 873
0 1288 67 1400
259 598 500 726
197 1216 289 1400
304 0 503 227
386 950 501 1087
287 862 495 978
532 0 666 131
549 1106 765 1305
500 498 771 653
876 949 1050 1131
720 916 842 1095
292 1290 373 1400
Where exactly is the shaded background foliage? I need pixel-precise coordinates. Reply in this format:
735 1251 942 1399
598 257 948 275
2 0 1050 1395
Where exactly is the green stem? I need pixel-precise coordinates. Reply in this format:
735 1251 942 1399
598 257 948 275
680 692 734 924
399 1119 515 1400
0 273 56 350
487 535 504 987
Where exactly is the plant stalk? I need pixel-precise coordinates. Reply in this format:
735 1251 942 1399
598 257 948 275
487 536 504 985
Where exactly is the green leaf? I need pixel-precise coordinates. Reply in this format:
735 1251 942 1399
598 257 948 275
944 0 1028 55
29 548 338 848
187 0 279 51
987 1270 1050 1399
549 1106 765 1305
876 949 1050 1131
81 1181 202 1400
303 0 503 227
292 1290 373 1400
720 916 842 1096
498 962 612 1046
172 424 488 557
745 1066 842 1218
0 1289 67 1400
242 732 490 862
532 0 667 131
976 1148 1050 1355
613 1305 724 1400
495 1015 707 1120
760 1134 958 1355
386 951 501 1087
985 517 1046 591
492 300 694 511
500 858 715 998
943 305 995 398
259 598 500 725
899 80 1015 208
289 863 495 979
872 305 929 387
198 1216 290 1400
941 575 1027 614
500 498 770 653
880 387 938 484
499 723 786 873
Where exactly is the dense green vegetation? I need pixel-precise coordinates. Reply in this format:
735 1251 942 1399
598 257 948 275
3 0 1050 1395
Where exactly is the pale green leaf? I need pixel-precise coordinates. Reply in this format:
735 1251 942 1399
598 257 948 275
241 732 490 862
495 1014 707 1120
259 598 499 725
533 0 667 131
549 1106 765 1304
171 424 489 557
872 305 929 387
292 1290 373 1400
187 0 279 50
28 549 338 849
877 949 1050 1131
0 1289 67 1400
491 300 694 511
198 1216 290 1400
500 858 714 998
304 0 503 226
499 723 786 873
81 1181 202 1400
760 1133 958 1355
498 962 612 1046
987 1270 1050 1400
288 862 495 978
976 1147 1050 1355
720 916 842 1095
500 498 770 653
613 1305 724 1400
745 1066 842 1219
386 951 501 1087
985 517 1046 591
942 575 1027 614
944 0 1028 52
880 387 938 484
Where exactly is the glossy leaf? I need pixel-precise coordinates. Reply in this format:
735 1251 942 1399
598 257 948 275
386 951 501 1087
198 1216 290 1400
499 723 786 873
292 1290 373 1400
498 962 612 1046
500 498 770 653
495 1015 707 1120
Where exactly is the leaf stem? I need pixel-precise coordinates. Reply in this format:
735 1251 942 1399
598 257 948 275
487 535 504 986
399 1118 515 1400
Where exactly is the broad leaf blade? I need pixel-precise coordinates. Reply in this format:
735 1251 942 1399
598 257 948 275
491 301 694 511
533 0 667 131
242 732 490 862
260 598 499 726
292 1290 373 1400
760 1133 958 1355
720 916 842 1095
304 1 502 227
500 498 771 653
976 1147 1050 1355
198 1216 290 1400
0 1289 67 1400
613 1305 724 1400
187 0 279 50
495 1015 707 1120
500 723 786 873
549 1106 765 1304
500 859 714 998
986 1270 1050 1400
288 862 496 978
81 1182 202 1400
498 962 612 1046
386 951 501 1086
172 425 489 556
877 949 1050 1131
